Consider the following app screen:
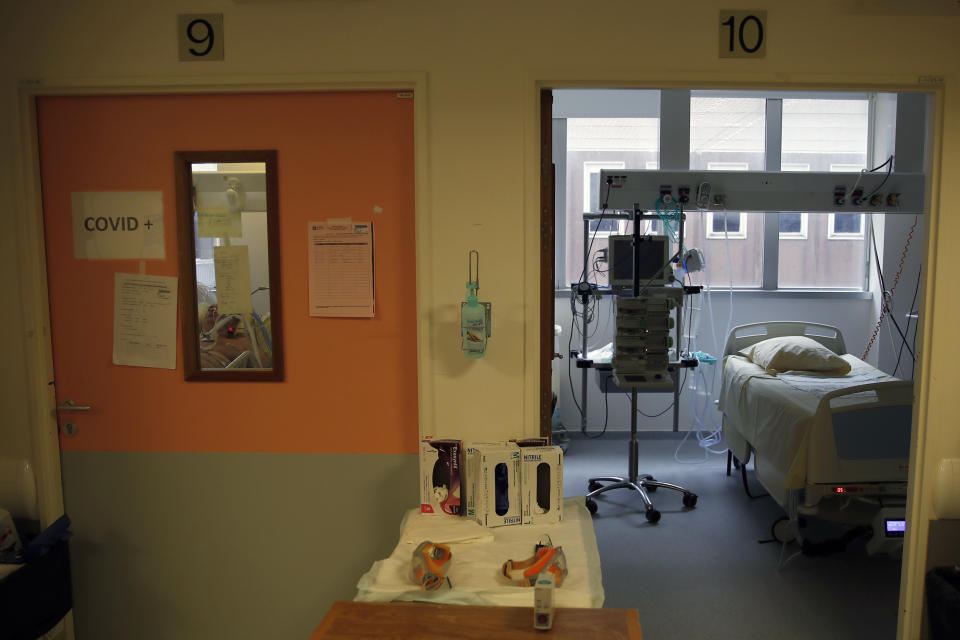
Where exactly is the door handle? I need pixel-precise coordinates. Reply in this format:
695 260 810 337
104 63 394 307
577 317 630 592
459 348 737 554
56 399 91 412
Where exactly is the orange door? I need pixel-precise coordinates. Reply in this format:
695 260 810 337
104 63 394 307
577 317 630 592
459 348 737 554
38 92 418 456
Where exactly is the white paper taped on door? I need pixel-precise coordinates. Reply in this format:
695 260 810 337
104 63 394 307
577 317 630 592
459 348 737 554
71 191 165 259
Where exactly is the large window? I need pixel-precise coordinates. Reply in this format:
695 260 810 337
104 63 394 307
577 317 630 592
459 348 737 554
562 115 660 287
556 90 886 292
687 97 765 288
778 99 870 289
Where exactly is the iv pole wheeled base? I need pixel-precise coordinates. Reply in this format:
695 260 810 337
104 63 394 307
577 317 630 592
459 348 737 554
584 390 699 523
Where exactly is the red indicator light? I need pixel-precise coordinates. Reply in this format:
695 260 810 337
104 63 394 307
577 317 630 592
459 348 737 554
833 487 845 493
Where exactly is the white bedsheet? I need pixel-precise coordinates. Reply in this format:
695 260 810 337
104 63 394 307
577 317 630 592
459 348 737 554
718 354 892 490
354 497 604 608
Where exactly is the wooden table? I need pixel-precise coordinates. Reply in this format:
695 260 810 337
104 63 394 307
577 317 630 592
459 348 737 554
310 601 642 639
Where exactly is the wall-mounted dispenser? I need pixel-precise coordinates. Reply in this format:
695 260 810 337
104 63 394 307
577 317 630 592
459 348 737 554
461 250 491 358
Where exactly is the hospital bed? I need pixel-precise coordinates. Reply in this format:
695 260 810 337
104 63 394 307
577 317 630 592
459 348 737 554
718 321 913 543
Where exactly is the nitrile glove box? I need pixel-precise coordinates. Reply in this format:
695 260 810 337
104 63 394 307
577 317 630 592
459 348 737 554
463 441 506 520
419 439 462 516
471 443 521 527
521 446 564 525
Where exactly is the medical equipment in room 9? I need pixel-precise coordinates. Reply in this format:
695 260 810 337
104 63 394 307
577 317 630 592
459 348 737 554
461 250 491 359
410 541 453 591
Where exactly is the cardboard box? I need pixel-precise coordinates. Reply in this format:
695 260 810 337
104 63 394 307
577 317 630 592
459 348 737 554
471 443 522 527
510 437 551 447
419 439 462 516
463 441 506 520
521 446 564 525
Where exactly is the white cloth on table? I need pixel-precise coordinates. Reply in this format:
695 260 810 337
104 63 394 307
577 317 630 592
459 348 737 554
355 497 604 608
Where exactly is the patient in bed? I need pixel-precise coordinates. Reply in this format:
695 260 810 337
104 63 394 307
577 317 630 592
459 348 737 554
198 294 273 369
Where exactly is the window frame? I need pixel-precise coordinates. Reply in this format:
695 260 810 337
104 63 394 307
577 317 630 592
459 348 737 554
827 212 866 239
706 211 748 239
778 212 808 240
554 89 881 293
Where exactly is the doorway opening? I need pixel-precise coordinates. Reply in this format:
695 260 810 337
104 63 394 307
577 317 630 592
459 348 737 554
540 86 933 639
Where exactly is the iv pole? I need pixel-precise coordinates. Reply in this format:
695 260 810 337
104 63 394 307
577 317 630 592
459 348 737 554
582 206 699 523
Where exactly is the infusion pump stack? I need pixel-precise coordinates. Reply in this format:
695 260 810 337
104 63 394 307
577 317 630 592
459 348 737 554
606 233 686 390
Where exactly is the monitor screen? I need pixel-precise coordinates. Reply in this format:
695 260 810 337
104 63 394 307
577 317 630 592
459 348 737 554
608 235 671 287
884 519 906 537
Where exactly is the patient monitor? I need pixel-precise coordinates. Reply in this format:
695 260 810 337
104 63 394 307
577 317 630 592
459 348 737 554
607 234 673 287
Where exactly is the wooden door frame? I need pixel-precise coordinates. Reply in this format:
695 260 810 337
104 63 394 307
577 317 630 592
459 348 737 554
539 88 555 437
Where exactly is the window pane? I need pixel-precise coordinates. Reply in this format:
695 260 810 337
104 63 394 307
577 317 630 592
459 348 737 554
712 212 741 234
684 211 763 288
779 98 870 289
832 213 862 234
690 98 766 171
688 97 765 288
564 118 660 287
779 213 803 234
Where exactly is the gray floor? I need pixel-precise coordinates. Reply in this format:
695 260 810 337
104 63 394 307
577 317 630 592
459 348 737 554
563 434 902 640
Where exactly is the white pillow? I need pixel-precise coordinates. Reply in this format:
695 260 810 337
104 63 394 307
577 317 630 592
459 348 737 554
739 335 851 375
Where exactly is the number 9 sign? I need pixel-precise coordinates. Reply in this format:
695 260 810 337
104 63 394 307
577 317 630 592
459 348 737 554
178 14 225 62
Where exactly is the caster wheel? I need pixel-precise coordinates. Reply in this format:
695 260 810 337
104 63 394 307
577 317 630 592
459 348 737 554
644 477 658 492
682 493 698 508
645 508 661 524
588 481 602 492
772 516 796 543
585 498 598 515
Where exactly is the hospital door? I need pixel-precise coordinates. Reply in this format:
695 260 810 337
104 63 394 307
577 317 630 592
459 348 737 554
36 92 418 464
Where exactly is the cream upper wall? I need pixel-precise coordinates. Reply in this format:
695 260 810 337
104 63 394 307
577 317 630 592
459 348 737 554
1 2 959 635
1 1 958 440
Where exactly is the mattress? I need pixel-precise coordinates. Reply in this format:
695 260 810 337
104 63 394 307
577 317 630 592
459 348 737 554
718 354 894 490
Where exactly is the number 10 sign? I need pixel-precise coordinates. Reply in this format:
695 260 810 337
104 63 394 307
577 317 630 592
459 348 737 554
719 10 766 58
178 14 224 61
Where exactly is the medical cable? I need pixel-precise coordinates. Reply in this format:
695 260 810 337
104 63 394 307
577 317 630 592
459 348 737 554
567 178 615 421
581 375 611 440
575 180 614 288
673 222 728 463
910 272 921 379
567 314 584 417
860 231 913 360
849 155 894 201
869 228 914 359
893 263 922 378
862 214 918 360
863 155 895 200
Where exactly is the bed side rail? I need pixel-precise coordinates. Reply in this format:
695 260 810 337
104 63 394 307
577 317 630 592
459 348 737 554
811 380 913 464
723 321 846 358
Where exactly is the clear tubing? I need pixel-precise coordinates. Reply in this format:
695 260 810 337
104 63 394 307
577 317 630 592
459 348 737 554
674 236 728 463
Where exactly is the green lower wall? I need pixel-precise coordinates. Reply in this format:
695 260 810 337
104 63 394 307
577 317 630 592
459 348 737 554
61 451 418 640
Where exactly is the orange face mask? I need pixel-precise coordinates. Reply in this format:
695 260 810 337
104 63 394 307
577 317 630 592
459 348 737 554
500 536 568 587
411 541 453 591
